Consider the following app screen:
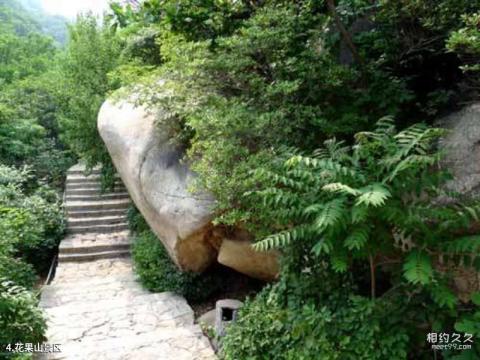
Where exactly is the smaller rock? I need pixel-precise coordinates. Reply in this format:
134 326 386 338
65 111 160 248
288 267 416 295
197 309 216 328
215 299 243 338
218 239 279 281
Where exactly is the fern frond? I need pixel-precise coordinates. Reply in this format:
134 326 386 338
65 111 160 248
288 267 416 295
351 205 369 223
384 154 438 183
312 238 333 255
274 208 308 223
444 235 480 254
403 250 433 285
430 283 458 309
344 226 369 250
256 188 301 208
285 156 362 181
462 205 480 222
331 255 349 273
253 225 313 251
395 125 443 158
374 116 396 135
286 169 318 185
355 184 391 207
322 182 361 196
313 199 347 231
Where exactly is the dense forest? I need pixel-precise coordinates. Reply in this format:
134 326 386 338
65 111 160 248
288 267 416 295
2 0 480 359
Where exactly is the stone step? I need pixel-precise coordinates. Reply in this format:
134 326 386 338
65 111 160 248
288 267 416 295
53 257 133 283
65 199 130 212
65 187 127 196
67 168 102 176
66 192 129 202
43 291 191 319
60 241 130 255
42 273 138 293
37 325 215 360
67 222 129 234
41 275 143 307
67 208 128 218
67 163 101 174
58 249 130 263
60 232 130 254
65 180 124 188
66 174 121 184
67 214 128 227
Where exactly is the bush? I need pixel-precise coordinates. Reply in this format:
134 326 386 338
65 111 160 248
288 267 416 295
0 255 37 289
0 279 46 346
221 284 410 360
0 181 64 274
132 230 221 302
126 204 149 234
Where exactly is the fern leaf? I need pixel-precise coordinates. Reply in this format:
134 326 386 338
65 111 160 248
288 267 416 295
374 116 395 134
403 250 433 285
331 255 349 273
344 226 369 250
351 205 369 223
313 199 346 231
463 205 480 222
253 226 313 251
444 235 480 254
355 184 391 207
322 182 360 196
312 238 332 255
430 283 458 310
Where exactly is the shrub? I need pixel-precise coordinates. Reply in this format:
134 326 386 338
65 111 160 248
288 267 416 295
126 204 149 234
0 165 64 274
132 230 221 302
221 284 410 360
0 279 46 346
249 118 479 306
0 255 37 289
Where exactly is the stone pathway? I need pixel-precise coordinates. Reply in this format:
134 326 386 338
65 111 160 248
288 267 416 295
38 164 216 359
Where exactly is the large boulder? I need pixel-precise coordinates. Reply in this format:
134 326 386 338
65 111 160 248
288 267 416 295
438 103 480 301
98 95 216 272
98 91 279 279
438 103 480 198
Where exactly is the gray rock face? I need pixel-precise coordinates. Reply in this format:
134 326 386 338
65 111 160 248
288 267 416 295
98 95 216 272
438 104 480 198
437 103 480 302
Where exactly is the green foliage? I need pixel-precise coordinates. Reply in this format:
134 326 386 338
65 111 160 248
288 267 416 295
132 230 222 302
221 283 410 360
104 2 480 357
0 166 62 354
447 12 480 97
126 204 149 234
402 250 433 286
0 255 37 289
0 1 75 186
57 14 121 173
220 118 480 358
136 1 408 224
250 119 456 277
109 0 248 41
0 279 46 346
0 165 64 275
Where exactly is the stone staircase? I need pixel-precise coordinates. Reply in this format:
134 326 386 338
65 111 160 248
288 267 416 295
60 164 130 263
38 164 216 359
